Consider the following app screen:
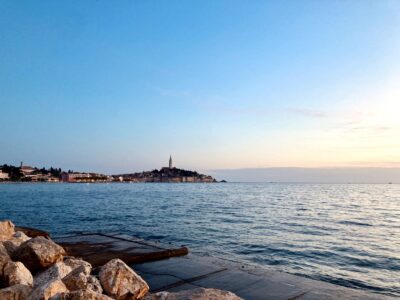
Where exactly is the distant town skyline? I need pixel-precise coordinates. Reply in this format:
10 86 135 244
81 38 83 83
1 1 400 180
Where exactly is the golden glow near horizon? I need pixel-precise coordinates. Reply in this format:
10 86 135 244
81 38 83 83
186 80 400 170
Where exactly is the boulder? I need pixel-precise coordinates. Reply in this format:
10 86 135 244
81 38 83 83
62 266 89 291
34 262 74 287
0 242 11 272
143 288 243 300
99 258 149 300
34 258 92 288
0 284 32 300
87 275 103 294
29 279 68 300
3 231 31 256
55 289 113 300
3 261 33 286
13 237 66 272
63 258 91 276
0 220 15 242
0 242 10 258
14 231 31 241
62 266 103 294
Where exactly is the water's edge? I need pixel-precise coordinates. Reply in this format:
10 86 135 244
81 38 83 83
1 183 399 297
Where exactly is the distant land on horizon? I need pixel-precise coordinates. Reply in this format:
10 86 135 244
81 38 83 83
0 158 217 183
207 167 400 184
2 161 400 184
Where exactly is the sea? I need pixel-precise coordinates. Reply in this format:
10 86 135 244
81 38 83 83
0 183 399 297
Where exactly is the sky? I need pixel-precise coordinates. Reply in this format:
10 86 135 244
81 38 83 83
1 1 400 181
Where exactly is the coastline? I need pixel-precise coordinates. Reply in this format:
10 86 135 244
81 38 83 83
7 225 395 299
1 183 398 297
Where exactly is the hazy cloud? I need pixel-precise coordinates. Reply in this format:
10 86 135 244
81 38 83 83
287 108 328 118
208 167 400 183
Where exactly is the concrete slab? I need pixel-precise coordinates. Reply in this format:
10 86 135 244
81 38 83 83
54 233 393 299
135 272 180 291
132 254 394 300
53 233 188 267
134 255 226 281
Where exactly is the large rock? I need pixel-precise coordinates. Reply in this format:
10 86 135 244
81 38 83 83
0 241 10 258
62 267 103 294
3 261 33 286
63 257 91 276
34 258 92 288
3 231 31 256
99 258 149 300
0 220 15 242
86 275 103 294
29 279 68 300
0 284 32 300
56 289 113 300
13 237 66 272
0 242 11 274
143 288 243 300
62 266 89 291
87 275 103 294
34 262 74 287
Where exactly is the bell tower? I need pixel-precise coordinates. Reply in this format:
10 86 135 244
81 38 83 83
169 155 173 169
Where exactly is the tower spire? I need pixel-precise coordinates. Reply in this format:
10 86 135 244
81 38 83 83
169 155 173 169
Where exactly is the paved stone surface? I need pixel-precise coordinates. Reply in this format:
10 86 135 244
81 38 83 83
53 233 394 299
133 254 394 300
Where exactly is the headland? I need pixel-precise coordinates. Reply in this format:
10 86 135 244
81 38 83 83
0 156 218 183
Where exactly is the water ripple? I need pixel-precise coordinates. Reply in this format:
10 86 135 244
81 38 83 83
0 182 399 297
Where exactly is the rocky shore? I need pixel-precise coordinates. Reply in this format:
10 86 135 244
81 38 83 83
0 220 241 300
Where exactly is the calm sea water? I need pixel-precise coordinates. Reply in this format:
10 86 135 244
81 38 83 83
0 183 399 297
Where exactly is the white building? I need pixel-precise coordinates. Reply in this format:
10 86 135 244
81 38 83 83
0 170 9 180
20 165 35 175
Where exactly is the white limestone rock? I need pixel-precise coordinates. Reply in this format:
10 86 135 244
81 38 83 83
63 257 91 276
29 278 69 300
12 237 66 272
143 288 243 300
62 266 88 291
87 275 103 294
34 262 74 287
0 284 32 300
99 258 149 300
0 242 11 277
0 242 10 258
0 220 15 242
3 261 34 286
54 289 113 300
62 272 103 294
3 231 31 256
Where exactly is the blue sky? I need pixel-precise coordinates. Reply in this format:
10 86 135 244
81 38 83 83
1 1 400 177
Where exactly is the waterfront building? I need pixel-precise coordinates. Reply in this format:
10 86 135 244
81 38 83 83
61 172 109 183
61 172 90 182
20 165 35 175
182 176 195 183
169 155 173 169
0 170 9 180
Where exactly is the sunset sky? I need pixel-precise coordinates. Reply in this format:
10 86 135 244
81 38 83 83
1 1 400 179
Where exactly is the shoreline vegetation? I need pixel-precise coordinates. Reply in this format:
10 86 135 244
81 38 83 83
0 161 221 183
0 219 241 299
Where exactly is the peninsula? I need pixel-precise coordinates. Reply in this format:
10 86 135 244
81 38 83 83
0 156 218 183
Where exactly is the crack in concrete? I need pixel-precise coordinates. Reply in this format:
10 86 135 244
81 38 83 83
287 291 309 300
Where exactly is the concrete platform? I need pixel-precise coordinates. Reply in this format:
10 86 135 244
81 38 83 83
133 254 394 300
53 233 188 267
53 233 393 299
